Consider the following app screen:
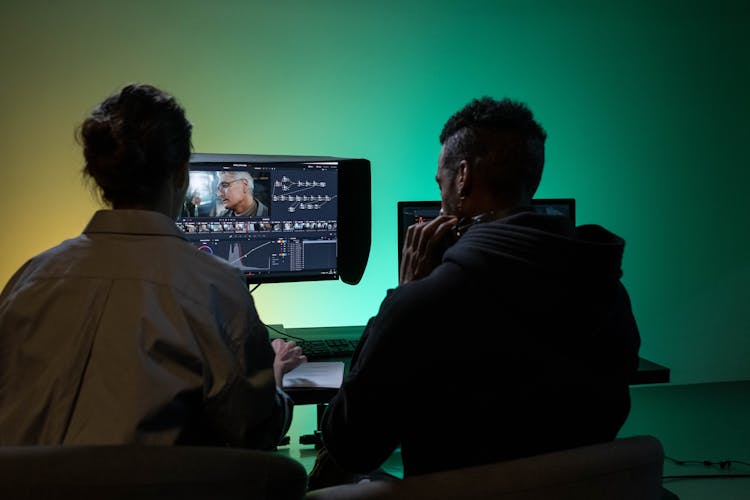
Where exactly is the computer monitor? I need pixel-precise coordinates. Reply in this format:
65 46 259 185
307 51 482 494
176 153 371 285
396 198 576 271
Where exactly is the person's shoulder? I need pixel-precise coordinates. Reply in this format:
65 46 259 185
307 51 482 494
252 200 268 217
168 247 253 313
0 236 88 295
26 235 91 270
378 271 459 319
574 224 624 245
180 244 246 282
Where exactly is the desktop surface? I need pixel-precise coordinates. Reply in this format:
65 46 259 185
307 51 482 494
275 323 672 454
268 324 670 393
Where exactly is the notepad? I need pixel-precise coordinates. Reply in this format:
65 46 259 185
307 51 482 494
282 361 344 389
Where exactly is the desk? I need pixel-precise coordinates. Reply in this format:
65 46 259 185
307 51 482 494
277 325 670 448
274 324 671 406
633 357 671 385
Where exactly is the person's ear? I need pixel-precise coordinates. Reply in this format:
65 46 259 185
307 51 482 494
173 162 189 190
456 159 472 198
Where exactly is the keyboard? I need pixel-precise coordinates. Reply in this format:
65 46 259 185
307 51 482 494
267 324 363 360
281 337 359 360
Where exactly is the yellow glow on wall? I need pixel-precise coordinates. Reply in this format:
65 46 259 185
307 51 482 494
2 0 749 384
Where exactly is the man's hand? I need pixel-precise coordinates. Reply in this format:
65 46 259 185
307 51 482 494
399 214 458 285
271 338 307 388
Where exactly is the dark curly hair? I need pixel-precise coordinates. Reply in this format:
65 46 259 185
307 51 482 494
439 97 547 201
78 83 193 207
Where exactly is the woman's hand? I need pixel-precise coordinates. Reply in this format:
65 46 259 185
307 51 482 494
271 338 307 388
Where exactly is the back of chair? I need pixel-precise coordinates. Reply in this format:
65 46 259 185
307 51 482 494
306 435 664 500
0 445 307 500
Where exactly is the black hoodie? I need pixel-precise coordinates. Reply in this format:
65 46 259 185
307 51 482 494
322 211 641 477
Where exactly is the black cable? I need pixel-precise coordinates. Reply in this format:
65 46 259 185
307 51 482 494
663 474 750 479
249 284 307 343
264 322 307 343
665 456 750 470
664 455 750 480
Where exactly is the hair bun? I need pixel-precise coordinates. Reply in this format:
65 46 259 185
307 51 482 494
79 83 192 208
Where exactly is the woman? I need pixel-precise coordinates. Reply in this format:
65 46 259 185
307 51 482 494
0 83 304 448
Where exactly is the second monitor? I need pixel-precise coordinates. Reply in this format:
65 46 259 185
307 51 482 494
396 198 576 272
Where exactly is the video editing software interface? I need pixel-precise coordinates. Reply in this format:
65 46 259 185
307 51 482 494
176 158 340 284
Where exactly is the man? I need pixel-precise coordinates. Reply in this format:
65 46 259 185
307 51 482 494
217 171 269 217
317 97 641 479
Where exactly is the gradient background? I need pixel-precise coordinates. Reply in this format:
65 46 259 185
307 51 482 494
1 0 748 386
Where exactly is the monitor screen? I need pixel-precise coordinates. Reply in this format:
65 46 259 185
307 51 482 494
396 198 576 272
176 153 370 285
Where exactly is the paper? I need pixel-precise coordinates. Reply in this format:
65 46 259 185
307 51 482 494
282 361 344 389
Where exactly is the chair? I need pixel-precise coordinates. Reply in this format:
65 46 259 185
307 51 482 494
0 445 307 500
306 435 664 500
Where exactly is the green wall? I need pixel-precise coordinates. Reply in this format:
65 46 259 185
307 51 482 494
1 0 748 385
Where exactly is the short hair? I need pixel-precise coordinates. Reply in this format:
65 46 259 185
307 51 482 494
78 83 193 207
220 171 255 192
439 97 547 201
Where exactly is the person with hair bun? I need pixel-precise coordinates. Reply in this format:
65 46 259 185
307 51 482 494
0 83 305 449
